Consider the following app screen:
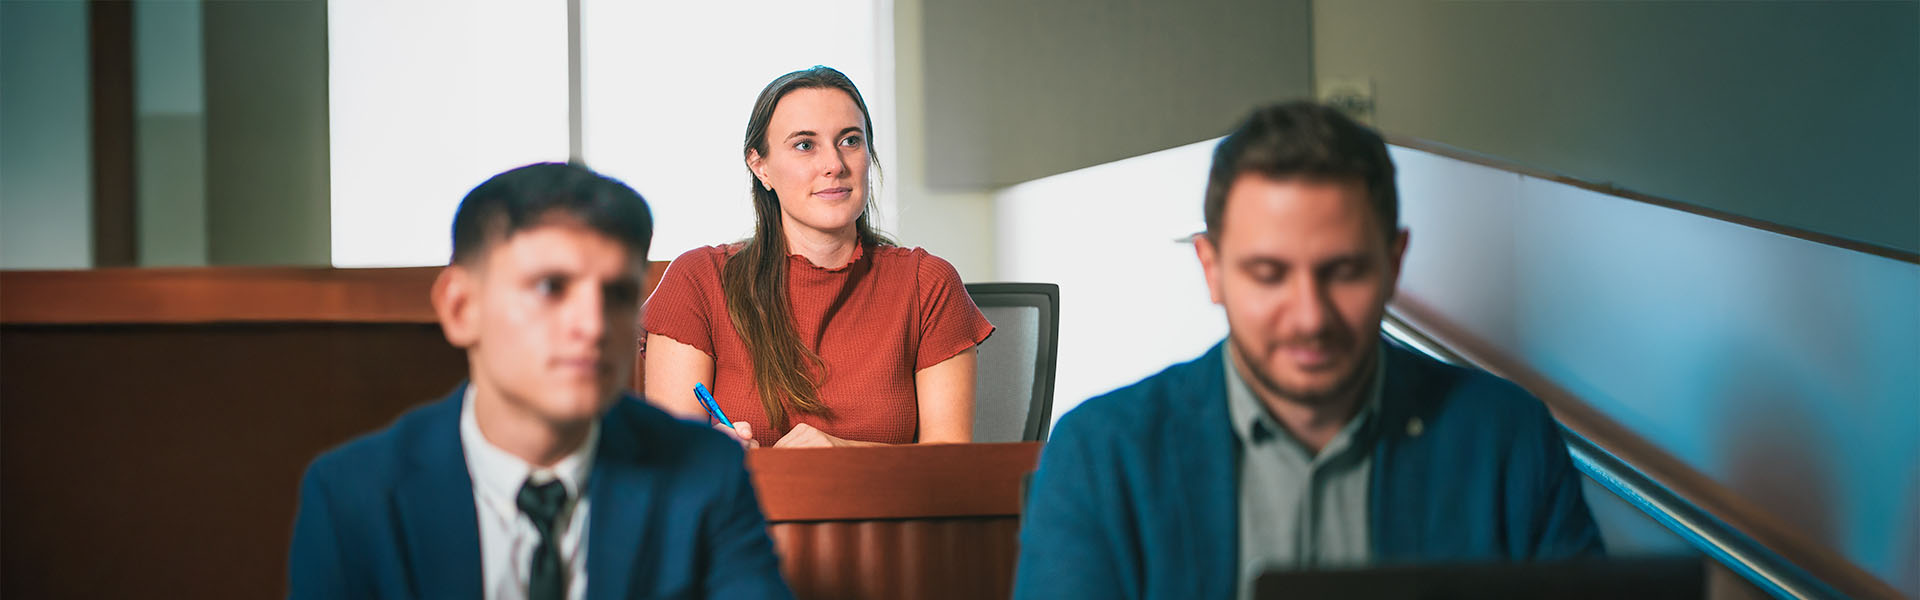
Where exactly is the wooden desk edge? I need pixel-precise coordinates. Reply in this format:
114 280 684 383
748 442 1042 522
1 264 669 325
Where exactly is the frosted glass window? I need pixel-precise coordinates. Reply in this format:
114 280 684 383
328 0 570 267
580 0 890 262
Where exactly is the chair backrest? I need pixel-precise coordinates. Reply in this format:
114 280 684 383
964 282 1060 442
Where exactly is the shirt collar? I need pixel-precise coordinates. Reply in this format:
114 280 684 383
459 384 600 509
1223 340 1384 460
787 241 868 274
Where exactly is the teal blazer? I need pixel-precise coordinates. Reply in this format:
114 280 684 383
1013 339 1603 600
288 384 792 599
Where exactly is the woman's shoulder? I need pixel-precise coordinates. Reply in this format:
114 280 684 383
867 245 967 293
667 243 743 261
873 245 962 274
867 244 945 267
664 244 744 271
653 245 743 293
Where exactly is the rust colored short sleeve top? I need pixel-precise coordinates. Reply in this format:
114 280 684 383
643 243 995 446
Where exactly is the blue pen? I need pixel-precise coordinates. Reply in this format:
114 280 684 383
693 383 734 429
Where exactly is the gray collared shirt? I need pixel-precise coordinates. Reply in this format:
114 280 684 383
1226 343 1384 600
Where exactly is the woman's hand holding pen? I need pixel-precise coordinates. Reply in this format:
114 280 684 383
714 421 758 449
773 423 884 448
693 383 758 449
771 423 841 448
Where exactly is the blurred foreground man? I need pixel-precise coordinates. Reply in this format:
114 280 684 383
1014 103 1602 600
289 163 791 599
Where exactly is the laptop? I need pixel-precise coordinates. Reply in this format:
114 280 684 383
1253 557 1704 600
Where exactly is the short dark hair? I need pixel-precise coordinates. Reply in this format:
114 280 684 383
450 162 653 266
1203 101 1397 243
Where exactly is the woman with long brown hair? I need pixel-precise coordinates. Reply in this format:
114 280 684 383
642 66 994 448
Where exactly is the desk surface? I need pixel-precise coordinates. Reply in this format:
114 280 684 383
748 442 1041 521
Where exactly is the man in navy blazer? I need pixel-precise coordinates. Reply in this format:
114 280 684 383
289 163 792 599
1013 103 1603 599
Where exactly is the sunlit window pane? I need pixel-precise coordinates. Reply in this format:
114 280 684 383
581 0 884 262
328 0 570 267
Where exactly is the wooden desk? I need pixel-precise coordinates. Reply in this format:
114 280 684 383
750 443 1041 600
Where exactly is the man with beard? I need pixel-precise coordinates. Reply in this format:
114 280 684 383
1013 103 1602 600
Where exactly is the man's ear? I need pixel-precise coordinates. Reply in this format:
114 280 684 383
432 265 480 348
1194 233 1225 306
1390 228 1410 271
1384 227 1411 296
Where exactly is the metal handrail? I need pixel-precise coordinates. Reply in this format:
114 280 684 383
1379 314 1849 600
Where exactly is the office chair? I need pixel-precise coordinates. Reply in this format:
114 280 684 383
964 282 1060 442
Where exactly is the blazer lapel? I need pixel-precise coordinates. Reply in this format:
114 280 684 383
586 398 654 600
1369 342 1435 563
1178 343 1240 599
394 387 484 599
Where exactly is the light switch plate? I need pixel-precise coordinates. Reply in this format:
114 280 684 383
1317 77 1376 125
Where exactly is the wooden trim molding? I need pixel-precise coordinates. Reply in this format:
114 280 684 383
0 263 670 325
1385 134 1920 266
1 267 442 324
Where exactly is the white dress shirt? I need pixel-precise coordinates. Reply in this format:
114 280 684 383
460 387 599 600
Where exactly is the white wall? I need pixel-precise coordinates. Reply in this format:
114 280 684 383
994 139 1225 418
0 0 93 270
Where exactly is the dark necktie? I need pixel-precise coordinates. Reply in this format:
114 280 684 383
517 478 569 600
